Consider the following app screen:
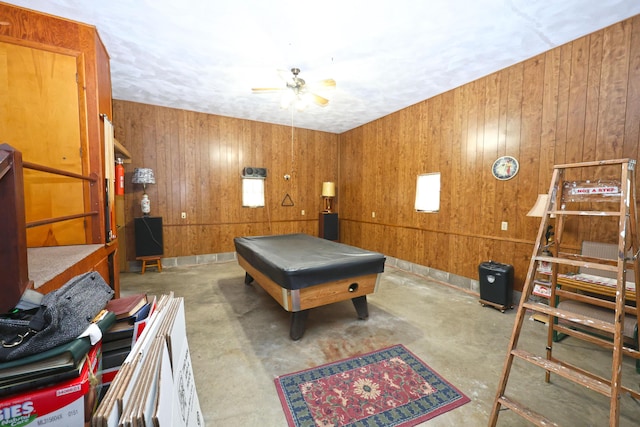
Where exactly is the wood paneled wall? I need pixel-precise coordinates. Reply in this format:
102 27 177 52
113 102 339 261
115 15 640 291
339 15 640 291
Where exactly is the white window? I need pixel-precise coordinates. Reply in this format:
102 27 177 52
242 178 265 207
415 172 440 212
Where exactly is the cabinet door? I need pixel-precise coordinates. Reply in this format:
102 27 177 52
0 42 85 246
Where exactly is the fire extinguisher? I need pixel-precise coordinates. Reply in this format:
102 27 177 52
115 158 125 195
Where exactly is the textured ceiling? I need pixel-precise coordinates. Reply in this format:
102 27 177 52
4 1 640 133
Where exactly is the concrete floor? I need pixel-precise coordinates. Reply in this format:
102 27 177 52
120 260 640 426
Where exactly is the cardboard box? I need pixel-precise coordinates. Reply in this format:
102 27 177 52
0 343 101 427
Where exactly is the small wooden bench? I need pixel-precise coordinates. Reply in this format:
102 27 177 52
136 255 162 274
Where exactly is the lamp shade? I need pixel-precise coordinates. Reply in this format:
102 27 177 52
132 168 155 185
322 182 335 197
527 194 549 217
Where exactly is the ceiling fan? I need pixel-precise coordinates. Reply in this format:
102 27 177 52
252 68 336 108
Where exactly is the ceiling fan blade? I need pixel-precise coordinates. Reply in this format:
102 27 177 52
317 78 336 88
311 93 330 106
252 87 285 93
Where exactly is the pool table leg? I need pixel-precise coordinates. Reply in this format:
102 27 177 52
290 310 309 340
244 272 254 285
352 296 369 319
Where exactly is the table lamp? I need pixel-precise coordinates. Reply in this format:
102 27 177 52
132 168 155 216
322 182 335 213
526 194 549 218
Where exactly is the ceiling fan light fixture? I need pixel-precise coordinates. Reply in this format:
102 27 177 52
254 67 334 110
280 91 295 109
295 93 311 111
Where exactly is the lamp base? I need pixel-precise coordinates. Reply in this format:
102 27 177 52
141 193 151 216
323 196 333 213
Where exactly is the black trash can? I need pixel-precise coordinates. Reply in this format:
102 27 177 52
478 261 514 312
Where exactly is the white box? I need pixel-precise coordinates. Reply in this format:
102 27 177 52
0 344 101 427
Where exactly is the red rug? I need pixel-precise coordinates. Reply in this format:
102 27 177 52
274 344 470 427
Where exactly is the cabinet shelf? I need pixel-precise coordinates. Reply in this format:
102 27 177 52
114 139 132 164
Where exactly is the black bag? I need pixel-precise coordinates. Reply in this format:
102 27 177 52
0 271 114 362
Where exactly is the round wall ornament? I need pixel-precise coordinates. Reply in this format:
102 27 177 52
492 155 519 180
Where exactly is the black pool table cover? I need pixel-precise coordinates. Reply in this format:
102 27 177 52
234 233 386 290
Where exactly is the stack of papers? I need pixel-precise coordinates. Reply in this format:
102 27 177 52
101 294 152 391
92 294 204 427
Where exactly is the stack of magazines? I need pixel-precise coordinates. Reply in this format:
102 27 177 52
101 293 152 394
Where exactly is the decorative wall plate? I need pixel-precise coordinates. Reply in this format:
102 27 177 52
492 156 519 180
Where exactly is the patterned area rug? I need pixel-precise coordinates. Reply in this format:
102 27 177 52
274 344 470 427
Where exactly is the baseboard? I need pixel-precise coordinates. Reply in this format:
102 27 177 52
127 251 237 272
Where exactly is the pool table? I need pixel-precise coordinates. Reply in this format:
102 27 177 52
234 233 386 340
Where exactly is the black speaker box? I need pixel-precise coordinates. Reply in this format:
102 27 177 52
242 167 267 178
319 212 339 241
134 216 164 257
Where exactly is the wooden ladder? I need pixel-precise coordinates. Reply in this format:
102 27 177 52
489 159 640 426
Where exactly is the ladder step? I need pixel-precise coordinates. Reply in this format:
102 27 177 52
558 252 631 268
496 395 559 427
511 349 611 396
522 302 616 334
548 210 622 217
555 288 638 315
553 325 640 360
554 158 632 168
535 255 619 272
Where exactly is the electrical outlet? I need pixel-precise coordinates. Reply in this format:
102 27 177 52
301 210 305 216
372 212 376 218
501 221 508 231
181 212 187 219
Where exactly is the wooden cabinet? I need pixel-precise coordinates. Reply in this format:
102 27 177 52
0 41 85 246
319 213 339 241
0 3 118 295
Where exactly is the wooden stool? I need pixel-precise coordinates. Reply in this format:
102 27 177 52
137 256 162 274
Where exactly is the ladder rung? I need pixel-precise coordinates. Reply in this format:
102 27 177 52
523 302 616 334
511 349 611 396
558 252 628 265
548 210 622 216
546 352 640 401
554 158 632 168
553 325 640 360
555 289 639 315
496 395 559 427
535 255 619 272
